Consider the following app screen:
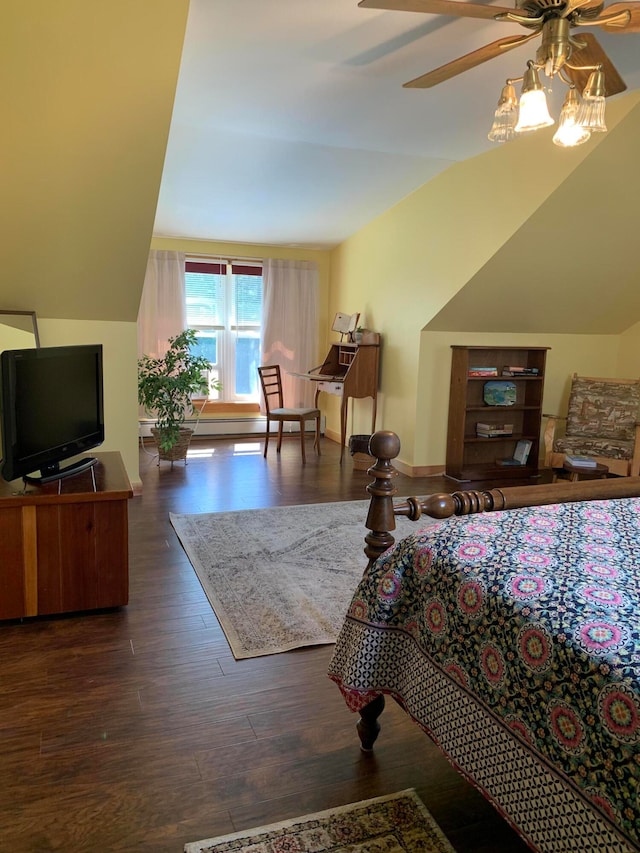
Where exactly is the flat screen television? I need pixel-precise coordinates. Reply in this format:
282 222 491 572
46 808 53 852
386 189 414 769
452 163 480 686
0 344 104 484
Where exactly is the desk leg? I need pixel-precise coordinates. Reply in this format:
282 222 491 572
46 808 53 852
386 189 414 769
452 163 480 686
340 396 348 464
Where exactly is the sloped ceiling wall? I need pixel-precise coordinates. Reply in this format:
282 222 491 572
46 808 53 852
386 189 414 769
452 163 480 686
426 94 640 335
1 0 189 322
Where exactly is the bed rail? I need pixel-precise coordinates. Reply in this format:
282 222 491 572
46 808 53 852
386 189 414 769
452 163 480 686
364 430 640 567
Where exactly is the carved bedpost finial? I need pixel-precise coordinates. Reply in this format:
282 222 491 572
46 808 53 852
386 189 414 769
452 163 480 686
364 431 401 566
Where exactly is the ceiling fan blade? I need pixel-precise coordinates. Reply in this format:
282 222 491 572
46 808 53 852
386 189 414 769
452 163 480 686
565 33 627 95
358 0 528 21
596 1 640 31
564 0 605 14
403 31 538 87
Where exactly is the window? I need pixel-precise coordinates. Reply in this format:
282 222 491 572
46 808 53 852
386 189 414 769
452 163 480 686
185 260 263 403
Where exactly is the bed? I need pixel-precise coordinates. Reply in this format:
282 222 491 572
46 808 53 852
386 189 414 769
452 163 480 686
328 431 640 853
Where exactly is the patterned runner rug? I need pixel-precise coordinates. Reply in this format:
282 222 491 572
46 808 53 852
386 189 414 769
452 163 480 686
184 789 455 853
169 499 423 659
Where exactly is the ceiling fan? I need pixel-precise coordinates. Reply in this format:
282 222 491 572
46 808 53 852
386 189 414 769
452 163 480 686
358 0 640 96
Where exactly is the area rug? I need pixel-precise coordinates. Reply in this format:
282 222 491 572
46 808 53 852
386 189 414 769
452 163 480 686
169 499 423 659
184 789 455 852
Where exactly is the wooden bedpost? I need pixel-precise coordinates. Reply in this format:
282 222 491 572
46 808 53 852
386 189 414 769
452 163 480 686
356 694 385 751
365 431 460 566
364 432 400 566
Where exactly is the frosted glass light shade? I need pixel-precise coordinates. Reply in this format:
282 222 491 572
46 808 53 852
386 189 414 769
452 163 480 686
488 83 519 143
576 70 607 132
515 89 554 133
553 90 591 147
576 97 607 132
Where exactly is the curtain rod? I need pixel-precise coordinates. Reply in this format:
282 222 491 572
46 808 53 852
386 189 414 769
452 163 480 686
186 253 262 264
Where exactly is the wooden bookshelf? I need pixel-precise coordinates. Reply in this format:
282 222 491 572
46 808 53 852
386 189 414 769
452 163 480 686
446 346 549 481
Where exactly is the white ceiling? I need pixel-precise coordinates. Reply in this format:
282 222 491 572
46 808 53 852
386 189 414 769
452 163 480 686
153 0 640 250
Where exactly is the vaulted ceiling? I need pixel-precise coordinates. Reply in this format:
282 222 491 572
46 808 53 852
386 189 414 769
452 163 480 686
155 0 640 249
3 0 640 333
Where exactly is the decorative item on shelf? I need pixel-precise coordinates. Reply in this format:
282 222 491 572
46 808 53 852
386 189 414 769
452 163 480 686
138 329 221 466
353 326 365 345
483 380 517 406
333 311 360 342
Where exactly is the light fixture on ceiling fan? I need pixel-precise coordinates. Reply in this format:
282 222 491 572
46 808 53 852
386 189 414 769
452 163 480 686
358 0 640 148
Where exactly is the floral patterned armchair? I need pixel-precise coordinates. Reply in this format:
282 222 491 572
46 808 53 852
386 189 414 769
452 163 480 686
543 374 640 476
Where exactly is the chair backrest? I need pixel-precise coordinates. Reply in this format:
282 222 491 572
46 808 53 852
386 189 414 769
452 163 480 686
257 365 284 414
566 374 640 442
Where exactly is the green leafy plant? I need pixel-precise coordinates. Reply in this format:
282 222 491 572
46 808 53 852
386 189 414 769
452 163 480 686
137 329 220 453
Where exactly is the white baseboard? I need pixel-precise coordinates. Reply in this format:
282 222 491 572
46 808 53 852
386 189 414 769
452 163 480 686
139 416 325 438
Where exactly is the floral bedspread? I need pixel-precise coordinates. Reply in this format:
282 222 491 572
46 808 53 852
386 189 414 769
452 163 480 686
329 498 640 852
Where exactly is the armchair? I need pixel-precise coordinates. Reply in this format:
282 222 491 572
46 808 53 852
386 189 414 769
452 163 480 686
543 374 640 477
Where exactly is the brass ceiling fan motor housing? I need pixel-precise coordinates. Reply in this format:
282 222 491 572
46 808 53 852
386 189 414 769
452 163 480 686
537 18 574 75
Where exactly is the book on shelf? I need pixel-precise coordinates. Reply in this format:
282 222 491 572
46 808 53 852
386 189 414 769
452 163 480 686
497 439 532 466
565 454 597 468
468 367 498 377
476 422 514 437
513 439 532 464
502 366 540 376
477 422 513 431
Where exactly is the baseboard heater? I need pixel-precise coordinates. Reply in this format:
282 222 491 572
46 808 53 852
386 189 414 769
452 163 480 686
139 416 325 439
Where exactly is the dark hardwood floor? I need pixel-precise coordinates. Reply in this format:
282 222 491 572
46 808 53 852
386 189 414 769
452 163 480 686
0 435 534 852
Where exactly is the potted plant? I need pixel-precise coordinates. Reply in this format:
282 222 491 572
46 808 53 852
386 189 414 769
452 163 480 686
138 329 220 463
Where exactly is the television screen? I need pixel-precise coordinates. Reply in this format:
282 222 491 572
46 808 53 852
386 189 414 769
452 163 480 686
0 344 104 484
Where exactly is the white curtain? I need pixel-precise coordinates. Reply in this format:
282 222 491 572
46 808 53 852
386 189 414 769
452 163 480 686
261 259 319 408
137 250 186 359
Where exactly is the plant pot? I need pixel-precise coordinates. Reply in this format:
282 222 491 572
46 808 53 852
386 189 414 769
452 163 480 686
151 427 194 465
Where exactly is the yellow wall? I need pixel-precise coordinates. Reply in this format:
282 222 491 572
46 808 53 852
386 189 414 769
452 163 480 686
0 325 37 352
2 2 188 489
329 93 640 473
37 320 139 488
618 321 640 377
3 1 189 321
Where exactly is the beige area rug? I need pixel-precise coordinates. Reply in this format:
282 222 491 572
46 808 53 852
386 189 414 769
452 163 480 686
184 789 455 853
169 499 422 659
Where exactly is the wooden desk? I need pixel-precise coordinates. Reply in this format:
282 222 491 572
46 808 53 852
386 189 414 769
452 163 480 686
297 342 380 462
0 452 132 620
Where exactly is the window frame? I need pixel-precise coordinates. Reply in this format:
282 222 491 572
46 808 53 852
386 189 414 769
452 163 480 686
185 258 263 406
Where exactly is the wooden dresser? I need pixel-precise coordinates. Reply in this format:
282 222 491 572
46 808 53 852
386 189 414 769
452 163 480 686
0 452 132 620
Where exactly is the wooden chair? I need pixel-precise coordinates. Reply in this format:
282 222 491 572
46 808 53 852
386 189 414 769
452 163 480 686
257 365 321 464
543 374 640 477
